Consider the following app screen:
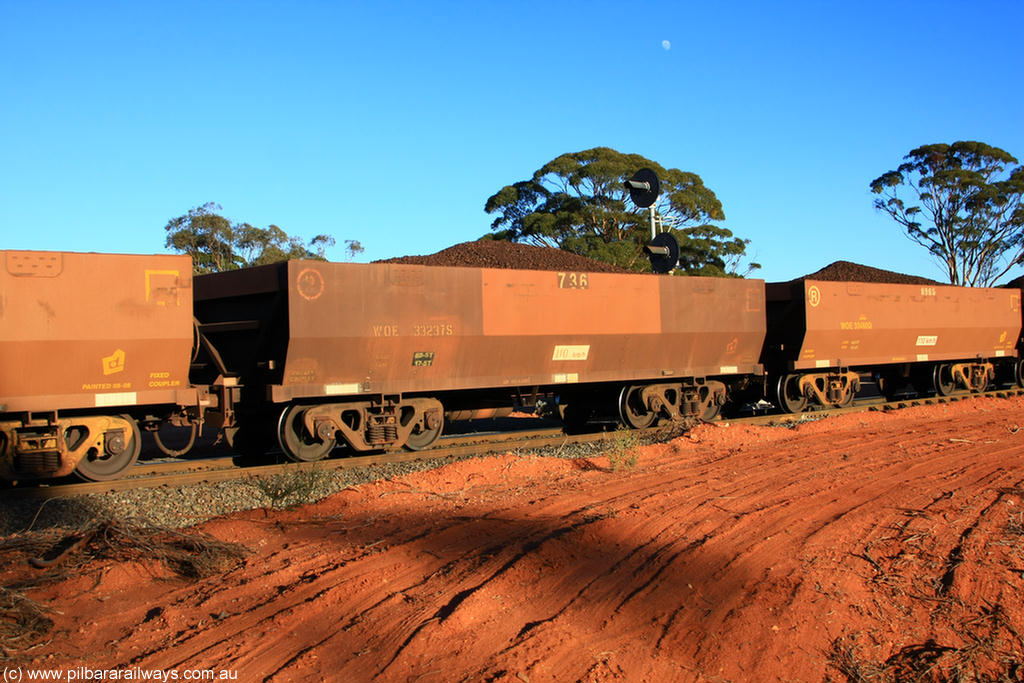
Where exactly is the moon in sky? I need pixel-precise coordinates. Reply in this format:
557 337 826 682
662 40 671 50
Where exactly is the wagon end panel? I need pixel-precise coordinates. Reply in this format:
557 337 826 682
762 281 809 371
656 276 766 378
193 262 291 387
0 251 196 413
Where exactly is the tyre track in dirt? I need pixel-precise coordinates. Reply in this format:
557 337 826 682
13 397 1024 682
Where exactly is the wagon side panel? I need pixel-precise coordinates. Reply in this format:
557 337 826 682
275 262 764 401
795 280 1020 369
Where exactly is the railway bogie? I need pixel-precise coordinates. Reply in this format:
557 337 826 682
276 396 445 459
0 413 142 481
773 370 860 414
615 378 729 427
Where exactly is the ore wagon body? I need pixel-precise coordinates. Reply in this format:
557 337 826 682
764 279 1022 411
0 250 198 480
194 260 766 459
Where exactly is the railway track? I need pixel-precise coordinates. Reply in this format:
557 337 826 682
0 423 592 498
5 388 1023 499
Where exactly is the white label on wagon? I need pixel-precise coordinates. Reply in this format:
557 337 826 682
324 383 361 395
95 392 137 407
916 335 938 346
996 350 1006 357
552 345 590 361
553 373 579 383
815 359 830 368
916 354 929 361
719 365 739 374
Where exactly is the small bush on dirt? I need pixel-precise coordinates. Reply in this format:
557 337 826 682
606 428 640 472
244 466 332 509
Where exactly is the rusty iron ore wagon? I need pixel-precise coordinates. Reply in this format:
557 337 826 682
4 244 1024 484
193 260 767 461
0 250 205 480
763 279 1022 412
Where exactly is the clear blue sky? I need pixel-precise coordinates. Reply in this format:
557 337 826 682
2 1 1022 283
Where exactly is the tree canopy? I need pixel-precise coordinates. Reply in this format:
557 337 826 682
870 141 1024 286
164 203 363 274
483 147 757 276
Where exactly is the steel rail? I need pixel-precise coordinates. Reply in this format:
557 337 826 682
1 426 612 499
124 424 568 479
4 388 1022 499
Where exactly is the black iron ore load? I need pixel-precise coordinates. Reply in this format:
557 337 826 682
381 244 940 287
376 240 629 273
788 260 938 285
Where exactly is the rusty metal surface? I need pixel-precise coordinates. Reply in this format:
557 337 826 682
197 262 766 403
0 251 196 413
766 280 1021 370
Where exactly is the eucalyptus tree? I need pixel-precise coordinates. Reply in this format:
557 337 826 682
164 202 361 274
870 141 1024 286
484 147 757 276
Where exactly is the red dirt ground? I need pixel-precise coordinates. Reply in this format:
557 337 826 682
7 397 1024 682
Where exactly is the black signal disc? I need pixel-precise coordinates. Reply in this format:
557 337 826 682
626 168 660 208
647 232 679 273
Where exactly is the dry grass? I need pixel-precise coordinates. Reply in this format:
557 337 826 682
0 586 53 657
829 606 1024 683
828 491 1024 683
26 518 251 579
1005 512 1024 539
828 636 888 683
0 518 249 655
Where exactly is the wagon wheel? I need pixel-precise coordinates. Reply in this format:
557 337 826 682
75 415 142 482
619 386 657 429
774 374 808 414
405 407 444 451
835 380 856 408
697 386 723 421
835 389 855 408
1016 359 1024 389
933 364 957 396
277 405 335 462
